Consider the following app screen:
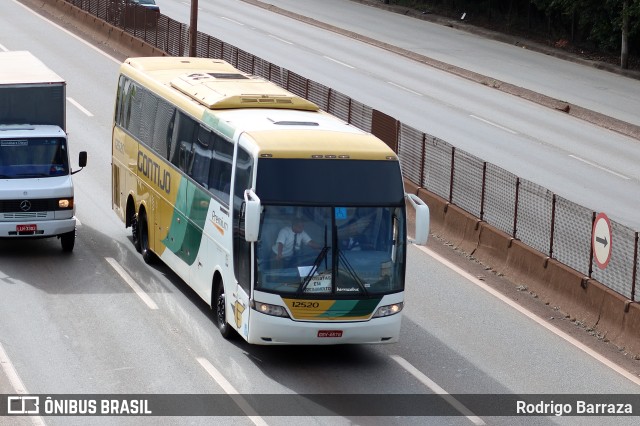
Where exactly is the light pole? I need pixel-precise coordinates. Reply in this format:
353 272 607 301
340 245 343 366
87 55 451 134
189 0 199 57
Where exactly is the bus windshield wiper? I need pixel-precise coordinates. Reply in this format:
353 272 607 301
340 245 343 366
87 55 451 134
337 249 369 297
299 245 329 295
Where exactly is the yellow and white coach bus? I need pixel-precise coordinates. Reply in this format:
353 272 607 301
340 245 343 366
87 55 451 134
112 57 429 344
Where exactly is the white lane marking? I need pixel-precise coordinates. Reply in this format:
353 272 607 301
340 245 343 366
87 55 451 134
12 0 120 64
67 97 93 117
415 244 640 387
0 342 47 426
196 357 269 426
0 43 9 52
387 81 422 96
569 154 630 180
391 355 485 425
105 257 159 310
324 56 355 69
469 114 518 134
220 16 244 26
269 34 293 45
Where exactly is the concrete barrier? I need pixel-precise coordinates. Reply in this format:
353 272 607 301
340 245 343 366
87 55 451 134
29 0 166 58
407 179 640 355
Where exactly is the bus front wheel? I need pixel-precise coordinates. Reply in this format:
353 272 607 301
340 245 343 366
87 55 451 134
215 283 232 339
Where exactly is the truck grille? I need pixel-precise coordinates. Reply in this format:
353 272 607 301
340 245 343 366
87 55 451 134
0 199 60 213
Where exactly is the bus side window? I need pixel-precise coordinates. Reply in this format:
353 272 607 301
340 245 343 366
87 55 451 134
233 148 253 203
138 89 158 147
170 111 197 173
190 126 212 188
115 75 126 126
150 98 175 160
127 83 143 139
208 134 234 205
122 78 135 130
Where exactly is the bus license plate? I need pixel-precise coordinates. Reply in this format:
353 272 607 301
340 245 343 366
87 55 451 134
318 330 343 338
16 224 37 232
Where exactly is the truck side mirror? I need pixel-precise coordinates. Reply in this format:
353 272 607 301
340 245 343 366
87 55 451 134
79 151 87 167
243 189 261 242
72 151 87 175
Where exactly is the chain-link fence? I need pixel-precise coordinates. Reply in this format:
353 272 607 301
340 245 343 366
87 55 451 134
63 0 640 301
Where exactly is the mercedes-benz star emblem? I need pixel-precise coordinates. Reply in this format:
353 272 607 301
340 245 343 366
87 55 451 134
20 200 31 212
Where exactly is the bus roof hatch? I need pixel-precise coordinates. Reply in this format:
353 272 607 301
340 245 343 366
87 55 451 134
170 72 319 111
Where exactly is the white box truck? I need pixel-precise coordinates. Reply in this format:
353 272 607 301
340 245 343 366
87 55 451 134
0 51 86 252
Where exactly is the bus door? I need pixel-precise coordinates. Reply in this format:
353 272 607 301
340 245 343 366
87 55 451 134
231 146 254 339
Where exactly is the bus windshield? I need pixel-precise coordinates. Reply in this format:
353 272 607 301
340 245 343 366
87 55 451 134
256 205 405 296
0 138 69 178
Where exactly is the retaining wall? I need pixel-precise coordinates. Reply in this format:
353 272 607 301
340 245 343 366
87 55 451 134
406 179 640 355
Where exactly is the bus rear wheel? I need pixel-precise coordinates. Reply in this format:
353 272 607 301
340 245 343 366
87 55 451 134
215 283 232 339
131 213 141 252
138 210 155 264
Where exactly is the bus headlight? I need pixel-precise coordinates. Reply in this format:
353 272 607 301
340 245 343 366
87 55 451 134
372 302 403 318
251 301 290 318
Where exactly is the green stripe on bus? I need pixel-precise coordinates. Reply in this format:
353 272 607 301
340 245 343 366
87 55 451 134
317 298 381 318
202 111 236 140
162 180 210 266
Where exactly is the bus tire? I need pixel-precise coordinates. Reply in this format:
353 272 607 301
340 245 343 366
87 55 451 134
138 210 155 264
60 230 75 252
131 212 141 252
214 282 232 339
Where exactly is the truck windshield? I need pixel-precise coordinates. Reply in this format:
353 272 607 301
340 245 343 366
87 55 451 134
0 138 69 178
256 205 405 296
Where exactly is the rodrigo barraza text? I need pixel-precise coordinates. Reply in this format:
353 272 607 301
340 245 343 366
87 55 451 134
516 400 633 416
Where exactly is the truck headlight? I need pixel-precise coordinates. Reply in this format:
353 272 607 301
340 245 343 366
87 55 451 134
372 302 403 318
251 301 290 318
58 198 73 209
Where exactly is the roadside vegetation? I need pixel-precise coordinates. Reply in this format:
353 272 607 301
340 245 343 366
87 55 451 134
383 0 640 70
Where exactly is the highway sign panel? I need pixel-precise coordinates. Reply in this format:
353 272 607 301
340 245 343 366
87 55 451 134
592 212 612 270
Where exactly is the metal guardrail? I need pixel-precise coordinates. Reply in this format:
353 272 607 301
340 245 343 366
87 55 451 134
65 0 639 301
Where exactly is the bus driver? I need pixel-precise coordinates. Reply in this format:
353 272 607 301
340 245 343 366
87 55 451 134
272 218 319 266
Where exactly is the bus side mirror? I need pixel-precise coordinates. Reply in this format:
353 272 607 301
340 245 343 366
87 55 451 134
406 193 429 245
244 189 261 242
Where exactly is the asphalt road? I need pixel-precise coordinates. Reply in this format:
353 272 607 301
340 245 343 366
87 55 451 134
154 0 640 231
1 1 640 425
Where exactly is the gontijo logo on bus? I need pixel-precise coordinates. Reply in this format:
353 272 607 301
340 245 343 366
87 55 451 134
138 150 171 194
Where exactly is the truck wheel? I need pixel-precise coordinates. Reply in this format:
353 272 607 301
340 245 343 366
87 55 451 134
60 230 75 252
215 283 232 339
138 210 155 264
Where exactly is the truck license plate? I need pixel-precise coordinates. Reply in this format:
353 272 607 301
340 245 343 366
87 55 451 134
16 224 37 232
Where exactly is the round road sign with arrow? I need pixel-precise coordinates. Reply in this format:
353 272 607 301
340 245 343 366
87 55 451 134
592 212 612 270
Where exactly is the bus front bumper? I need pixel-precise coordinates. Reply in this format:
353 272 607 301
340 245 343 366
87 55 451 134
246 310 402 345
